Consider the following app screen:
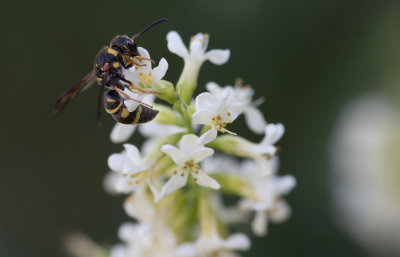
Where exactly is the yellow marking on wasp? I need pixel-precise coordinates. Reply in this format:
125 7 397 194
106 98 115 103
131 105 142 125
107 48 118 56
112 62 120 68
97 77 102 82
121 108 129 118
105 101 122 114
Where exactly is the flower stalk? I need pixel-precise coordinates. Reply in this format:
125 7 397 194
79 29 296 257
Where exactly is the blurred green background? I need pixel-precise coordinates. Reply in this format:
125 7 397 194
1 0 399 257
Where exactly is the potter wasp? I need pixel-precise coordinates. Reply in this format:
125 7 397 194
54 18 167 126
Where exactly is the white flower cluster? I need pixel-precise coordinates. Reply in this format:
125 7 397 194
103 31 296 257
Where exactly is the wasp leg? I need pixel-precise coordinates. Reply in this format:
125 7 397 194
114 86 153 109
132 56 155 65
119 77 161 95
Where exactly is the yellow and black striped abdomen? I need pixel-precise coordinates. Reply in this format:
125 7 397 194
104 90 158 125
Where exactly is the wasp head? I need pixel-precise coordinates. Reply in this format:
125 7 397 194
110 35 139 57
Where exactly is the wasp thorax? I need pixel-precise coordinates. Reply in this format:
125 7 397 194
110 35 139 56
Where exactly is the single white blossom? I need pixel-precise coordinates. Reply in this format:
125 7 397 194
193 89 243 144
123 47 168 92
238 160 296 236
123 182 155 223
111 223 179 257
332 94 400 255
206 80 267 134
176 228 250 257
159 134 220 199
167 31 230 105
167 31 230 67
107 144 153 194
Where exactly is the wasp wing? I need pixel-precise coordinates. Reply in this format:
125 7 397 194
53 69 97 114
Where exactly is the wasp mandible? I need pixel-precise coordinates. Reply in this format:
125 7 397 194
53 18 168 126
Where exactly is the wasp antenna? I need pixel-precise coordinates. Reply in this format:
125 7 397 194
131 18 168 40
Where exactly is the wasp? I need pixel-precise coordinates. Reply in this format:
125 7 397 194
54 18 168 126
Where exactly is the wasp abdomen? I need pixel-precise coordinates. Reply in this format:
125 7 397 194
104 90 158 125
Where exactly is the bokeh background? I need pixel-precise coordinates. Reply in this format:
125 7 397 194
1 0 400 257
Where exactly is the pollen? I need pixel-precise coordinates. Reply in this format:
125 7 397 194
227 112 231 116
204 33 209 38
220 128 226 133
173 170 177 175
228 120 232 124
128 181 133 185
180 173 185 177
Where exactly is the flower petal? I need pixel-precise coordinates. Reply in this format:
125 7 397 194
179 134 202 153
216 89 230 113
160 172 188 197
124 187 155 222
167 31 189 58
198 128 218 145
151 58 168 83
221 233 251 250
108 153 128 172
123 144 142 168
244 107 267 134
269 199 291 223
274 175 296 195
190 148 214 163
110 123 137 143
192 110 214 125
205 81 223 96
252 210 268 236
195 92 218 112
263 123 285 145
161 144 185 166
193 170 220 189
204 49 230 65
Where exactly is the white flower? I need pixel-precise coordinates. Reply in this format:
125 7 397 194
332 94 400 255
159 134 220 199
243 123 285 157
167 31 230 67
176 229 250 257
193 89 243 144
123 182 155 223
107 144 153 194
123 47 168 92
167 31 230 105
111 223 179 257
206 80 267 134
238 160 296 236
